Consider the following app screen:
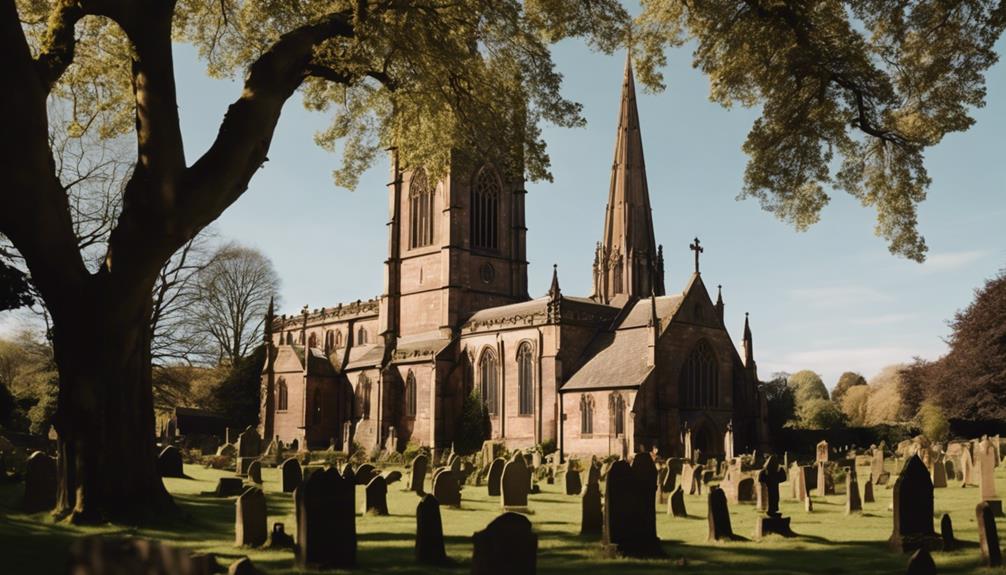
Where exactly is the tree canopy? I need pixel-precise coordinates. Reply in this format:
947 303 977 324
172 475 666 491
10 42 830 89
789 370 829 405
832 371 867 405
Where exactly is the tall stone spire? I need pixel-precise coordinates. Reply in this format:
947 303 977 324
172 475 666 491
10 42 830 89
592 54 665 306
742 312 755 369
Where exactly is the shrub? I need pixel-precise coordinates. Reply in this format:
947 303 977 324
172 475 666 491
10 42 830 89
540 439 557 456
402 441 429 463
798 398 846 430
919 401 950 443
454 389 490 455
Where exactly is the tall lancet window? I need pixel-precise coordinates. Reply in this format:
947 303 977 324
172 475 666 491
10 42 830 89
610 392 625 436
471 165 501 251
681 340 718 408
517 343 534 415
409 169 435 248
479 349 499 416
357 373 372 420
580 395 594 435
405 370 417 417
277 378 288 411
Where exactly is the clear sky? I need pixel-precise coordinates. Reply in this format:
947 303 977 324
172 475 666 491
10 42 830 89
3 28 1004 391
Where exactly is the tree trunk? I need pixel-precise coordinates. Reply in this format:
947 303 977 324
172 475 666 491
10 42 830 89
51 282 173 523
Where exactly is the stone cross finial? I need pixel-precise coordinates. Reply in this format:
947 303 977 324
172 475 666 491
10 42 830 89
689 237 704 273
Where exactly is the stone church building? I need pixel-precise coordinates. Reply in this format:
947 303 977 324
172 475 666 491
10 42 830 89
259 59 770 460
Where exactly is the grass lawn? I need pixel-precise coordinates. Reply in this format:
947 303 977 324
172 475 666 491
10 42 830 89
1 460 1005 574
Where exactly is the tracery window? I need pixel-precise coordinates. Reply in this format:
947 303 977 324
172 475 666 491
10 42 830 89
479 349 499 416
357 373 372 420
610 392 625 436
308 332 318 348
335 330 343 347
517 343 534 416
405 370 418 417
277 378 288 411
409 169 435 248
357 326 368 345
681 340 719 408
580 395 594 435
471 165 501 250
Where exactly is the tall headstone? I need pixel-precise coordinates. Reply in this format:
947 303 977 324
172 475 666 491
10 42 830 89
930 453 947 488
816 440 829 464
580 478 603 536
871 447 885 484
415 495 449 565
940 513 956 551
158 445 185 478
815 462 831 497
754 456 793 538
236 427 262 476
471 513 538 575
295 467 356 568
409 454 429 494
235 487 267 547
888 455 942 553
977 501 1003 567
846 468 862 514
724 420 735 461
630 453 661 554
978 438 1003 516
487 457 505 497
602 458 663 556
707 487 740 541
247 460 263 485
363 476 389 515
864 479 875 503
281 458 302 493
564 467 582 496
667 485 687 517
682 424 693 462
432 467 461 508
961 444 975 486
22 451 56 512
501 453 531 510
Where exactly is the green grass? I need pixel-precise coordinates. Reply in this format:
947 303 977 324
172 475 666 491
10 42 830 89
1 461 1004 574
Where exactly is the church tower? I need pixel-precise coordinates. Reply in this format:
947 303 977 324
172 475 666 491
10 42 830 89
592 55 665 306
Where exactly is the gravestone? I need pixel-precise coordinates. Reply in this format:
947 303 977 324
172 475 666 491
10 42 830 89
501 453 531 510
864 479 875 503
930 454 947 488
737 476 755 502
268 522 294 548
432 467 461 508
295 467 356 569
815 463 834 497
602 459 664 556
67 537 220 575
940 513 956 551
247 460 263 485
846 469 863 514
415 494 450 565
906 548 936 575
681 463 700 495
667 485 687 517
409 454 429 494
22 451 56 512
217 443 237 458
564 467 582 496
707 487 741 541
158 445 185 478
805 494 813 512
383 470 402 485
961 444 975 486
888 455 942 553
364 476 389 515
384 426 397 453
355 463 377 485
872 447 885 483
724 420 735 461
944 459 955 481
487 457 505 497
281 458 302 493
816 440 829 463
215 477 245 497
581 478 603 535
471 513 538 575
977 501 1003 567
628 453 661 555
236 426 261 476
754 456 793 538
235 487 267 547
978 439 1003 516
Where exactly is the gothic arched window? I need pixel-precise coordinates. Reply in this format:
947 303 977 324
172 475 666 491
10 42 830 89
517 343 534 416
405 370 417 417
335 330 343 348
610 392 625 437
409 169 435 248
580 395 594 435
681 340 719 408
357 326 368 345
312 388 322 424
479 349 499 416
277 378 288 411
471 165 501 251
357 373 372 420
308 332 318 348
285 332 293 345
324 330 333 352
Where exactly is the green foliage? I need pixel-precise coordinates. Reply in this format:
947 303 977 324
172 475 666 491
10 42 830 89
0 332 58 435
798 398 847 430
540 439 557 457
454 389 491 455
209 345 265 428
832 372 868 405
864 364 906 425
918 401 950 443
789 370 829 406
635 0 1005 261
762 373 796 431
841 385 871 427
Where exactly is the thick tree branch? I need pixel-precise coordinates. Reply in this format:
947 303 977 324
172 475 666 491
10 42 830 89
34 0 85 92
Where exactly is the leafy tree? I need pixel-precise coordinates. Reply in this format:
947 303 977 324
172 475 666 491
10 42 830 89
454 389 491 455
0 258 34 312
1 0 626 522
635 0 1005 261
789 370 829 406
832 371 867 405
210 345 266 429
841 385 871 427
798 397 847 430
761 372 796 432
864 364 905 425
918 401 950 443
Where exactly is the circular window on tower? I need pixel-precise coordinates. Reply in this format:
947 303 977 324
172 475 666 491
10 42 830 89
480 262 496 284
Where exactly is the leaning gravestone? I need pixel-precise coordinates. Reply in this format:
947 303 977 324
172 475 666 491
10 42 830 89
432 467 461 508
501 453 531 510
977 501 1003 567
247 460 263 485
487 457 505 497
564 467 582 496
888 455 942 553
409 454 429 494
235 487 267 547
364 476 389 515
978 439 1003 516
22 451 56 512
471 512 538 575
158 445 185 478
906 548 936 575
415 494 450 565
707 487 741 541
295 467 356 569
281 458 302 493
667 485 687 517
580 476 603 536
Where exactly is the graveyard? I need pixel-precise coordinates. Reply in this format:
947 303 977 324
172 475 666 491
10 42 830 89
2 439 1006 573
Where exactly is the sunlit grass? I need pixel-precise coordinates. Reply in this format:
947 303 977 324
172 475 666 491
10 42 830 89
1 461 1004 574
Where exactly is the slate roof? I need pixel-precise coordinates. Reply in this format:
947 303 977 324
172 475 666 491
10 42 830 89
345 343 385 370
390 334 453 363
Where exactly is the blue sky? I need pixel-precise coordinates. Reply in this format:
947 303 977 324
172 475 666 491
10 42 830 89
4 29 1004 391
